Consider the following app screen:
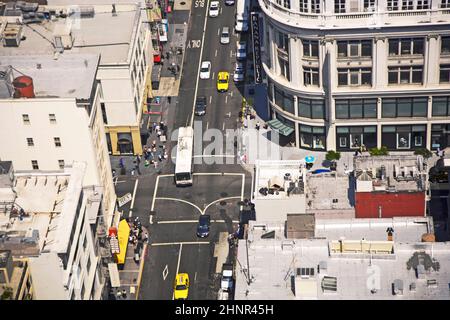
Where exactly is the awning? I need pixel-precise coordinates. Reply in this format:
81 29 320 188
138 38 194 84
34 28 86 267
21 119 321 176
116 219 130 265
267 119 294 136
108 263 121 288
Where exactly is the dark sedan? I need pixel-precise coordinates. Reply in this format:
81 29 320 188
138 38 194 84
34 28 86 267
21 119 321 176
196 215 211 238
195 96 207 116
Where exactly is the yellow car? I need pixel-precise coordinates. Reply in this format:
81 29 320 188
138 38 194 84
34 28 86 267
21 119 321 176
217 71 229 92
173 273 189 300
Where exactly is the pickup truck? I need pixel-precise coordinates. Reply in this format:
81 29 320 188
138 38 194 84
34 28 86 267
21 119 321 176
220 263 234 292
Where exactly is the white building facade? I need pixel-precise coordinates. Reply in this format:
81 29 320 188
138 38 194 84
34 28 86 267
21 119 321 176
260 0 450 151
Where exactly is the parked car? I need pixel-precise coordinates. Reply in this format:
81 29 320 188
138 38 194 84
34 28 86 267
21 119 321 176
200 61 211 79
236 41 247 61
233 62 245 82
220 27 230 44
225 0 235 5
209 1 220 17
195 96 207 116
197 215 211 238
221 263 234 292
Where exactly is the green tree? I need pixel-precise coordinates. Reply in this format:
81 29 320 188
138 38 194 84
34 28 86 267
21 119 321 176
325 150 341 161
369 146 389 156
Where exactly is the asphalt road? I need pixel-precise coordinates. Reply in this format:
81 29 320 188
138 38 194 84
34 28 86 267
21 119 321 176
136 1 253 300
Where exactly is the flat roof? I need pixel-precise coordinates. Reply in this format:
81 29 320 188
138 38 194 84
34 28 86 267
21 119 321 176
0 4 141 64
28 252 68 300
0 54 99 99
236 220 450 300
306 174 354 211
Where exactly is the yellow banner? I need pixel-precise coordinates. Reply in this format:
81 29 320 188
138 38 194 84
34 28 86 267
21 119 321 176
116 219 130 264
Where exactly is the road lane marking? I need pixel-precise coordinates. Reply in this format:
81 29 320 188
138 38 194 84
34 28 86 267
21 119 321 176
150 175 160 212
193 172 244 176
241 173 245 201
206 121 209 130
222 122 225 131
194 272 197 282
202 196 242 215
212 71 215 80
154 197 203 214
217 28 220 36
229 50 232 58
193 154 235 158
128 178 139 218
215 49 217 57
156 220 240 224
190 0 211 127
225 95 228 104
231 91 233 97
135 242 147 300
163 265 169 280
209 95 212 104
152 241 210 246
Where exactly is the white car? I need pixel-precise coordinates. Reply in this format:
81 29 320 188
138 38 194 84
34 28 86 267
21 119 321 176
209 1 220 17
233 62 245 82
236 41 247 61
200 61 211 79
220 27 230 45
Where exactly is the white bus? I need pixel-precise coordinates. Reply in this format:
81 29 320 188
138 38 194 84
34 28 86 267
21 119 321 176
175 126 194 186
235 0 249 32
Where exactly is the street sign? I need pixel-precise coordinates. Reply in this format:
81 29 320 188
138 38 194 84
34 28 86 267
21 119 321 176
118 193 132 207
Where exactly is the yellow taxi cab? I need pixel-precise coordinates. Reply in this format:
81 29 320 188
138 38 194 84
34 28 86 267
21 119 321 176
217 71 229 92
173 273 189 300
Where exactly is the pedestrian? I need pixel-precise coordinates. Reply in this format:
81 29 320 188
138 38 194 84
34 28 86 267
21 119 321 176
152 122 157 132
119 157 125 168
131 168 135 176
158 153 163 162
255 122 260 131
157 130 162 138
116 290 122 299
164 151 168 159
168 96 171 104
122 290 127 299
143 232 149 243
136 155 141 165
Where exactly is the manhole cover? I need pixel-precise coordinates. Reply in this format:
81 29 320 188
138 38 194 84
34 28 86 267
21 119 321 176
220 201 227 206
175 28 184 33
180 1 186 4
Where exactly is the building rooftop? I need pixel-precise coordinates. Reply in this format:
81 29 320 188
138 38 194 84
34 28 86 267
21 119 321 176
28 252 68 300
236 219 450 300
0 54 99 99
0 3 141 65
253 160 307 222
353 154 427 193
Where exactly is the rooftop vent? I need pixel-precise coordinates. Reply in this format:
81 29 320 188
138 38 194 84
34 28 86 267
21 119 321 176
321 276 337 293
297 267 315 279
392 279 404 295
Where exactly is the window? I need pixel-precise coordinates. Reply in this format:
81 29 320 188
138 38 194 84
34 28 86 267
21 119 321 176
335 99 377 119
303 40 319 58
442 37 450 55
388 66 423 84
298 98 325 119
100 103 108 124
433 96 450 116
381 97 428 117
80 283 85 299
274 87 295 114
27 138 34 147
312 0 321 12
388 38 424 56
382 125 426 150
364 0 376 10
87 256 92 274
54 137 62 147
22 114 30 124
277 32 289 52
31 160 39 170
402 0 413 9
279 58 290 81
58 160 65 169
441 0 450 8
337 40 372 58
303 67 319 86
299 0 308 12
387 0 399 10
440 65 450 83
416 0 429 9
335 0 346 13
49 114 56 123
337 68 372 86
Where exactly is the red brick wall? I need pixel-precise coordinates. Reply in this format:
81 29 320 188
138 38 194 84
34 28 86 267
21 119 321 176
355 192 425 218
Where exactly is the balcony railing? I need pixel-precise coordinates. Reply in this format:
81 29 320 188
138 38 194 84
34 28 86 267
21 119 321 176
259 0 450 29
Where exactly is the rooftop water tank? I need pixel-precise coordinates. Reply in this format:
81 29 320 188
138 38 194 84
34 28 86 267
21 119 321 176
13 75 35 98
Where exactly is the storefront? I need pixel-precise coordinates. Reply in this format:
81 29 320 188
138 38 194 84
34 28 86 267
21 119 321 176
299 124 326 150
431 124 450 150
269 113 295 145
117 133 134 154
336 126 377 151
381 124 426 150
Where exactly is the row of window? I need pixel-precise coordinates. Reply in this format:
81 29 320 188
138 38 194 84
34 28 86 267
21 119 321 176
31 160 65 170
271 85 450 119
22 114 57 124
300 37 450 60
27 137 63 147
279 0 448 13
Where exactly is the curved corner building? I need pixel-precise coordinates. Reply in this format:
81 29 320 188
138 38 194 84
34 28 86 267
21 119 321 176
259 0 450 151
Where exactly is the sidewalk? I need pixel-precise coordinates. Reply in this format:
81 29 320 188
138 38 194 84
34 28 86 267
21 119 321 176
111 220 149 300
